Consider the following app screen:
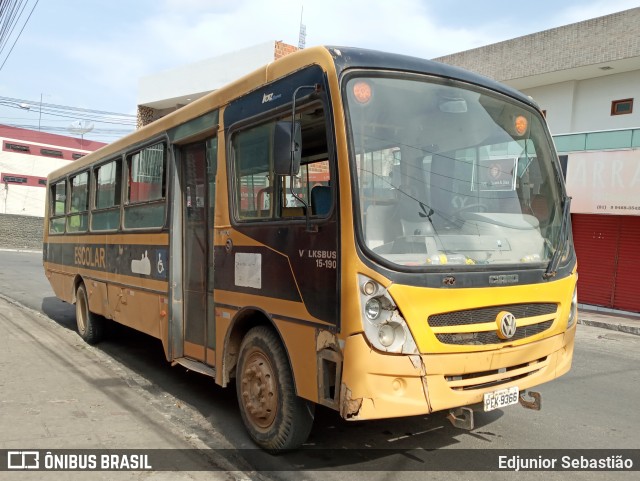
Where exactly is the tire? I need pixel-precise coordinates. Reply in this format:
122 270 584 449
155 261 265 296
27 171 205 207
75 283 104 345
236 326 315 452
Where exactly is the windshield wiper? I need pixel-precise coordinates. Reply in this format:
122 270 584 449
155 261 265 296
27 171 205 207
544 196 571 279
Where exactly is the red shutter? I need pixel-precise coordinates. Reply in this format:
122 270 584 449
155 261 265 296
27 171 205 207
572 214 618 307
612 216 640 312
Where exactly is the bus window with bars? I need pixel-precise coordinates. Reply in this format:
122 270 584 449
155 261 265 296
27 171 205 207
92 159 122 231
49 180 67 233
124 142 166 229
67 172 89 233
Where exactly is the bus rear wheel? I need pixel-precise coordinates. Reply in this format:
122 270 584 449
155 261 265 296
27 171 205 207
236 326 314 452
75 283 104 345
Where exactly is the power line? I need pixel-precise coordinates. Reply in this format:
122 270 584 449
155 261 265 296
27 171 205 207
0 95 137 118
33 106 136 125
2 122 133 142
4 123 133 136
0 0 40 73
0 95 137 126
0 0 24 51
0 95 137 121
0 0 24 50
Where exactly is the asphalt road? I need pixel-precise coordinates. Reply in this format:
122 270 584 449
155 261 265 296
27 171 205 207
0 249 638 480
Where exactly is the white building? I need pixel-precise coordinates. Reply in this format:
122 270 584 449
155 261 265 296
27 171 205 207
0 124 105 217
137 41 298 126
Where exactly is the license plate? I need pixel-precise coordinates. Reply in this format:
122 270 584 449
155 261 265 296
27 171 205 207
483 386 519 411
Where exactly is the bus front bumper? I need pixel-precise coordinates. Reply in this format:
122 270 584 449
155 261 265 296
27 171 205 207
339 326 575 420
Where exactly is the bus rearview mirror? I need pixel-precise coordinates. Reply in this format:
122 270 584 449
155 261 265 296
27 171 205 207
274 121 301 176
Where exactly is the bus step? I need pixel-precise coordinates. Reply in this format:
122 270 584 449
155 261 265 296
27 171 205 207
172 357 216 378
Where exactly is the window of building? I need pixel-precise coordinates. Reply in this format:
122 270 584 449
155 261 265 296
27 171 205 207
611 98 633 116
4 142 30 153
41 148 63 158
3 142 94 160
2 175 27 184
124 142 166 229
2 174 47 187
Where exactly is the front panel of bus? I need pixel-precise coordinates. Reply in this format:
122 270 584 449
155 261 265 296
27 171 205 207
338 70 577 418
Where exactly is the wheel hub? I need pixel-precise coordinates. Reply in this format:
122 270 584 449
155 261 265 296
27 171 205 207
241 351 277 429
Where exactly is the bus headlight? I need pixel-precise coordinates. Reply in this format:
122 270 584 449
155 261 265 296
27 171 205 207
365 298 382 320
358 274 418 354
378 322 406 348
567 287 578 329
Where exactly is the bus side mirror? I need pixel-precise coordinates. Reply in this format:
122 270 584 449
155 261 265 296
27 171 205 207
273 121 301 176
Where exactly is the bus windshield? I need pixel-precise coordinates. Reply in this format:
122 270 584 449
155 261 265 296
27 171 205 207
345 74 564 269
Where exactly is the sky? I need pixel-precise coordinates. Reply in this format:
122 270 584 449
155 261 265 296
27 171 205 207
0 0 638 142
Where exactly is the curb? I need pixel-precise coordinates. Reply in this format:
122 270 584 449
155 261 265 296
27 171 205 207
577 318 640 336
0 247 41 253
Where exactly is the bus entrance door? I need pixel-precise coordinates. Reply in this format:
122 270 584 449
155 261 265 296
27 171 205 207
181 139 216 367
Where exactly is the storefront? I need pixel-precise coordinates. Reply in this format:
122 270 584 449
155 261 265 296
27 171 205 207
566 149 640 313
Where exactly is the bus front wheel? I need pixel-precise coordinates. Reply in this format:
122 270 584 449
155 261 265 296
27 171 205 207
75 283 104 345
236 326 315 452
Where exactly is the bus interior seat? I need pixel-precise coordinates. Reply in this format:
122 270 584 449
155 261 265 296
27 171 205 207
531 194 550 223
282 207 305 217
311 185 331 216
396 185 434 236
365 204 396 248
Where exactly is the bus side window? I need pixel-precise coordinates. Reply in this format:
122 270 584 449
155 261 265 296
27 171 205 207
67 172 89 233
279 104 332 218
124 142 166 229
232 123 274 220
92 159 122 231
49 180 66 234
232 103 332 222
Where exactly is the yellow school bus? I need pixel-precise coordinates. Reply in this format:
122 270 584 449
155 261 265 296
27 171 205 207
43 46 577 451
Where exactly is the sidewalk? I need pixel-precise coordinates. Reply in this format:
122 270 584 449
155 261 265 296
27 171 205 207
0 295 254 480
578 305 640 336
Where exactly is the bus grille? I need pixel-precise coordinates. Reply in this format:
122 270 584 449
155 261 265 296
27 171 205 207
428 303 557 346
446 356 549 391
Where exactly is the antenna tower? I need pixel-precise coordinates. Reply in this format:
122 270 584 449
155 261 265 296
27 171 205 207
298 6 306 49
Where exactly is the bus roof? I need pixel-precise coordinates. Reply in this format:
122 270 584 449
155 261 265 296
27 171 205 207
48 45 537 181
325 46 535 107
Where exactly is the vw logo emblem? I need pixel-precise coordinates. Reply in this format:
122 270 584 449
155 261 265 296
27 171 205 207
497 311 517 339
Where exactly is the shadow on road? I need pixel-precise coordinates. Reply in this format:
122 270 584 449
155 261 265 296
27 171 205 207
42 296 76 329
38 293 505 473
